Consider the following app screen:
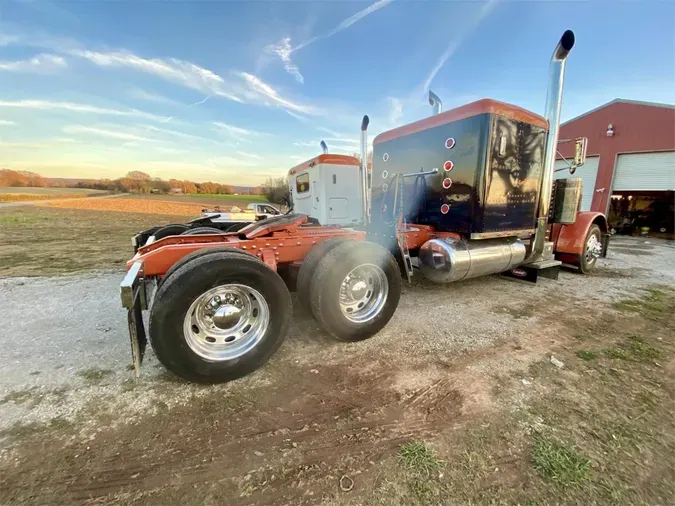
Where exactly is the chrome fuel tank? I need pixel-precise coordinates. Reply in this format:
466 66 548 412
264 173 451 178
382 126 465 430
418 237 526 284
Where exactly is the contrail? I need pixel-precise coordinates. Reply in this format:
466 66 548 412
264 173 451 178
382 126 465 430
421 0 500 91
294 0 394 52
270 0 394 82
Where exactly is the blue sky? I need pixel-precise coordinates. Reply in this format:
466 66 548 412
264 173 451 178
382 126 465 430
1 0 673 185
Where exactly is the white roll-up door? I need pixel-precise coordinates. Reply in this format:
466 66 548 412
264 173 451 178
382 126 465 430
555 156 599 212
613 151 675 191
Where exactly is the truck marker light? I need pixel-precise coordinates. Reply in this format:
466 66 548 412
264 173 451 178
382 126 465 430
441 204 450 214
443 160 454 171
382 183 388 192
382 170 388 179
445 138 456 149
383 153 389 162
442 178 452 189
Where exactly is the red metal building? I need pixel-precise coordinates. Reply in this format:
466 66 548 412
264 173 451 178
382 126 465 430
555 99 674 233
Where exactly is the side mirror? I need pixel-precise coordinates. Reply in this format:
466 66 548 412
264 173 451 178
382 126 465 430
572 137 587 172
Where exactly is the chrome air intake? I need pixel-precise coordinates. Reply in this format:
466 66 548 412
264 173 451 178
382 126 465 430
419 238 527 284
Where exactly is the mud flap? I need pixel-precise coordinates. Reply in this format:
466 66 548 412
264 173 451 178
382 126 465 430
121 261 147 378
397 235 413 283
127 293 147 378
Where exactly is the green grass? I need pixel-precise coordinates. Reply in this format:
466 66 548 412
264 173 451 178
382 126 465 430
604 347 631 360
398 441 441 476
576 350 597 361
531 436 591 488
613 288 671 321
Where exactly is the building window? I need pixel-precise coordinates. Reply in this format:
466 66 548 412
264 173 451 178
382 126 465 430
296 173 310 193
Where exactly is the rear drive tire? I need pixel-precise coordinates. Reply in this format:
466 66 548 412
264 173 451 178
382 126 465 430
309 241 401 342
149 251 291 383
158 247 258 288
579 224 602 274
182 227 224 235
296 237 354 315
154 224 189 240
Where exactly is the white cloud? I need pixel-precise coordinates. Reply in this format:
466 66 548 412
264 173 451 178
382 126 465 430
0 53 66 72
0 99 169 122
0 34 20 46
213 121 262 141
387 97 404 125
69 49 243 102
63 125 158 143
267 37 304 84
140 124 213 142
239 72 317 115
129 88 179 106
0 119 16 126
235 151 264 160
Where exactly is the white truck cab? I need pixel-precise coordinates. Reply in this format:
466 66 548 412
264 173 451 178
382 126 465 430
288 154 363 225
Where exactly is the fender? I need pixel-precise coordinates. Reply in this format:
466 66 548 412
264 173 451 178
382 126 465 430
552 212 608 260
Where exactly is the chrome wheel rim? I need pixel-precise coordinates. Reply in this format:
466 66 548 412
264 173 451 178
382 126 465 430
339 264 388 323
585 233 602 264
183 284 269 362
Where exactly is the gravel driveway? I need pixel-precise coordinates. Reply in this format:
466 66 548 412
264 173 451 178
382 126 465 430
1 236 673 432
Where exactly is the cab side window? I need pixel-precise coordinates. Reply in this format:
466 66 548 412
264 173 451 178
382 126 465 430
296 173 310 193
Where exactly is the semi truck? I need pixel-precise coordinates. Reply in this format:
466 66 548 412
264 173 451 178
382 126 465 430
121 30 609 383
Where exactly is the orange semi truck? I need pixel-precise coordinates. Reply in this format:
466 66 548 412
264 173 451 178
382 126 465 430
121 30 609 383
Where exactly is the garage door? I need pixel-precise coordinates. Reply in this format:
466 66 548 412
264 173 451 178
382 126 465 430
613 151 675 191
555 156 599 212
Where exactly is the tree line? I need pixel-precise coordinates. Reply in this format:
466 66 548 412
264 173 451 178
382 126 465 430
0 169 264 196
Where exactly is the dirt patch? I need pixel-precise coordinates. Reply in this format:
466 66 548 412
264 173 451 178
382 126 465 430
2 288 673 505
0 206 193 276
609 247 655 256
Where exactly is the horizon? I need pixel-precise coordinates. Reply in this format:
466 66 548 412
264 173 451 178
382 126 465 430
1 1 673 185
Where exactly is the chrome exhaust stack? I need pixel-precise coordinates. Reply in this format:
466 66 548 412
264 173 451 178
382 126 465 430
360 115 370 224
526 29 575 262
320 140 328 154
428 90 442 115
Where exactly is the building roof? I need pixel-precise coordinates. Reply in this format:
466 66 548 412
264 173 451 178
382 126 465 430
562 99 675 126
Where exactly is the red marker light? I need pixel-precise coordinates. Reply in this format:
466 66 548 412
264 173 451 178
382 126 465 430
440 204 450 214
442 178 452 189
445 137 456 149
443 160 454 171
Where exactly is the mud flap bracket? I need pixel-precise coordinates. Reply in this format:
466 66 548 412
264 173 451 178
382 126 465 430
121 261 148 378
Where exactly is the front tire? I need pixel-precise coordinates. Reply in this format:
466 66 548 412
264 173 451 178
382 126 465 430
579 224 602 274
309 241 401 342
149 251 291 383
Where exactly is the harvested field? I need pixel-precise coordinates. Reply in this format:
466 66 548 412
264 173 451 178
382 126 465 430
42 196 206 216
0 193 92 203
0 187 105 195
0 206 193 276
124 193 270 208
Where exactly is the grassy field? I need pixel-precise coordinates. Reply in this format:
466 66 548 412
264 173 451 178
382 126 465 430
0 206 192 276
0 187 105 195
